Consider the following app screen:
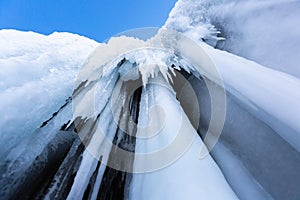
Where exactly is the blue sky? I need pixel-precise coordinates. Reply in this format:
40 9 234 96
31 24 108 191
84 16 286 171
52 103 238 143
0 0 177 42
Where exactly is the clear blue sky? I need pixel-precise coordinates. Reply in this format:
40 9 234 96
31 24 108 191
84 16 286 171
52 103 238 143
0 0 177 42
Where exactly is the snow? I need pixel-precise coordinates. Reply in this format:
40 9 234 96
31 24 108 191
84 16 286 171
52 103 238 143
164 0 300 151
125 48 176 86
165 0 300 78
0 30 98 159
210 0 300 78
0 0 299 198
164 0 222 45
75 36 145 86
0 102 74 196
1 25 299 199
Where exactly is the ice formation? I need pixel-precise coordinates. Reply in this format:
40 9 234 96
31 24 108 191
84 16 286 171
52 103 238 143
0 0 300 199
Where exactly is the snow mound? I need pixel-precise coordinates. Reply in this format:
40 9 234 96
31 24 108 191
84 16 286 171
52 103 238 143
0 29 98 159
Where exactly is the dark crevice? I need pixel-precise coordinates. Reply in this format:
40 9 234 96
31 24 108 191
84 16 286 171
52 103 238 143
98 81 142 200
83 161 101 200
40 138 85 199
40 97 72 128
73 80 88 97
60 120 71 131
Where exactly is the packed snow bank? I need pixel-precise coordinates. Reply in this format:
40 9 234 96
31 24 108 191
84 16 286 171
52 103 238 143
0 29 98 159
